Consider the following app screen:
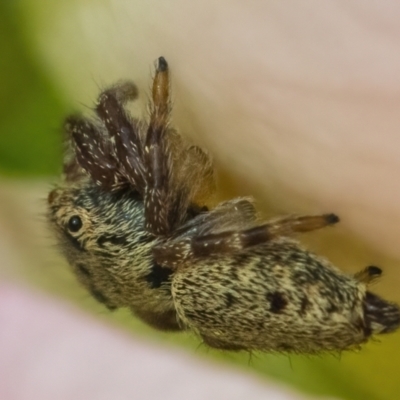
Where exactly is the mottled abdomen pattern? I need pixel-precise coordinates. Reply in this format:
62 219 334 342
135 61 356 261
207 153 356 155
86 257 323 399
172 239 395 352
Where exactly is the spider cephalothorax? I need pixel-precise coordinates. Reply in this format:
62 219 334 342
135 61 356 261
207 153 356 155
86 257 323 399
48 57 400 352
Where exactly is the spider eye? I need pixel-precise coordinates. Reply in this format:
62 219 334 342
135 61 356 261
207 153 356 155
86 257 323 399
68 215 83 232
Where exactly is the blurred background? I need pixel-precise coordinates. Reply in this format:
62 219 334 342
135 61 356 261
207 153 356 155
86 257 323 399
1 1 400 399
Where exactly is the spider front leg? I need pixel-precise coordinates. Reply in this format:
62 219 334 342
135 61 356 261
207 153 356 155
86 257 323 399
95 81 147 193
154 213 339 267
143 57 173 235
64 115 118 188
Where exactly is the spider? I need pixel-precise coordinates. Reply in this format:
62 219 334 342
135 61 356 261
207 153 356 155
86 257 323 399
47 57 400 353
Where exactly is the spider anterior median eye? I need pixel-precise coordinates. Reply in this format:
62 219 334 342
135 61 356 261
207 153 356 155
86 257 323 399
68 215 83 232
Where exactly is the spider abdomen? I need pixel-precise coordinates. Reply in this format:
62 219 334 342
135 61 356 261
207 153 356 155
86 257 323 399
171 239 395 352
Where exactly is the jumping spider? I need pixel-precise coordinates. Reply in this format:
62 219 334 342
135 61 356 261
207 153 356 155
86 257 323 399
47 57 400 353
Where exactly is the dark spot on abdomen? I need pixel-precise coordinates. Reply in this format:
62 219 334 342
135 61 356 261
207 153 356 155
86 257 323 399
300 296 310 315
225 292 237 308
327 303 339 313
267 291 287 313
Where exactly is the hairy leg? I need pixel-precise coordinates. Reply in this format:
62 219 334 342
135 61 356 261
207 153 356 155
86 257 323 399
142 57 172 235
95 81 147 193
154 212 338 267
191 213 339 256
69 57 216 237
354 265 382 284
64 116 118 188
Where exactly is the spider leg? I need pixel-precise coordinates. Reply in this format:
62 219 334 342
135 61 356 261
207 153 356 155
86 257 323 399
173 197 258 237
91 58 214 236
354 265 382 284
142 57 174 235
95 81 147 193
191 213 339 256
64 115 118 188
183 145 216 206
154 213 338 268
